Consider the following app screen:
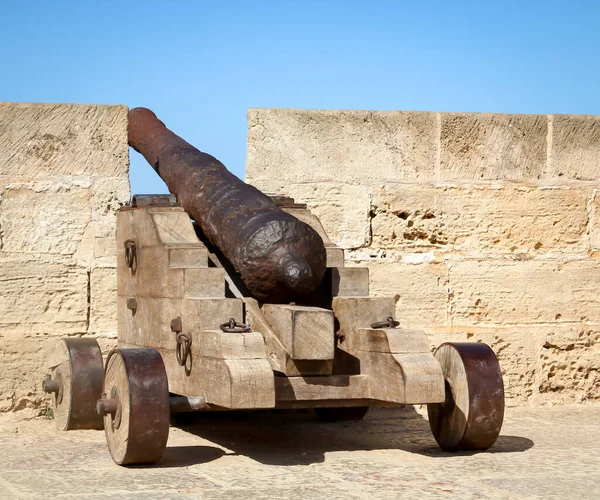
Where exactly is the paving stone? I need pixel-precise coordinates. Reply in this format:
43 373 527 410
0 407 598 499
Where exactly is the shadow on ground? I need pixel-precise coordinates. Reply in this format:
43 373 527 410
151 445 228 468
166 406 533 467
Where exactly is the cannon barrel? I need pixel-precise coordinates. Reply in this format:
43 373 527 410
128 107 326 303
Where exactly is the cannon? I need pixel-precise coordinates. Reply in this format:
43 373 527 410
128 108 326 303
43 111 505 465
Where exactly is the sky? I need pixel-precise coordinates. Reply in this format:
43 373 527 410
2 1 599 194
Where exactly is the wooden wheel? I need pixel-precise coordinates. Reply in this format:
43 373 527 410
100 348 170 465
44 338 104 431
427 342 504 451
315 406 369 422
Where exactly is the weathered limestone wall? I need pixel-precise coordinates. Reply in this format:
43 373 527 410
246 109 600 406
0 103 129 418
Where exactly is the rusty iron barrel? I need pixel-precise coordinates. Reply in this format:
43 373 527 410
128 107 326 303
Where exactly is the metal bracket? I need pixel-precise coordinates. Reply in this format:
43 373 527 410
131 194 179 208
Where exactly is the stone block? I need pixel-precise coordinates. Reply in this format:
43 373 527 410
590 190 600 250
246 109 437 184
0 103 129 177
449 260 600 326
538 326 600 403
0 256 88 336
0 182 91 255
440 113 547 180
248 182 371 249
364 261 449 329
550 114 600 180
91 177 130 216
89 267 117 336
0 337 57 414
372 184 589 253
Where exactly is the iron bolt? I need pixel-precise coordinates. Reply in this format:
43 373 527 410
42 375 60 394
171 316 182 333
127 297 137 313
96 396 118 416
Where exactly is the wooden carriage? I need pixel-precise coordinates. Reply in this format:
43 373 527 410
44 194 505 465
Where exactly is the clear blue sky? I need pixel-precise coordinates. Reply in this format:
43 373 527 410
2 1 599 194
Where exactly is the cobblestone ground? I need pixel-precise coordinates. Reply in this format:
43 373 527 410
0 405 598 499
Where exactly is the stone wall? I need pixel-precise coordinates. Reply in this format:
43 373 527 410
0 103 129 419
246 109 600 406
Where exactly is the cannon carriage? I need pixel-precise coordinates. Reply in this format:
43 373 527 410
43 109 505 465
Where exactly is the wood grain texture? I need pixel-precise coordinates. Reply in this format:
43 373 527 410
48 342 72 431
244 297 333 376
168 247 209 268
262 304 334 360
103 349 170 465
47 339 104 431
275 374 370 402
346 328 430 353
103 352 131 464
120 332 275 409
197 330 267 360
119 295 243 349
330 267 369 297
184 268 226 298
358 351 445 404
332 296 396 341
325 247 345 268
428 343 505 451
150 209 201 245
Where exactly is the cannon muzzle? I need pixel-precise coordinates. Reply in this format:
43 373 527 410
128 107 326 303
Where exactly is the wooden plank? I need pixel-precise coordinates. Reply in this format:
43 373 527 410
197 357 275 409
119 341 275 409
275 374 370 402
119 296 182 349
116 205 274 409
330 267 369 296
183 297 243 333
398 353 446 403
244 297 333 376
275 399 379 410
262 304 334 360
346 328 431 354
224 358 275 408
184 268 225 298
133 246 184 298
119 296 243 349
357 351 445 404
168 247 209 268
150 210 199 245
326 247 345 268
197 330 267 360
130 208 163 248
116 210 136 297
332 296 396 342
